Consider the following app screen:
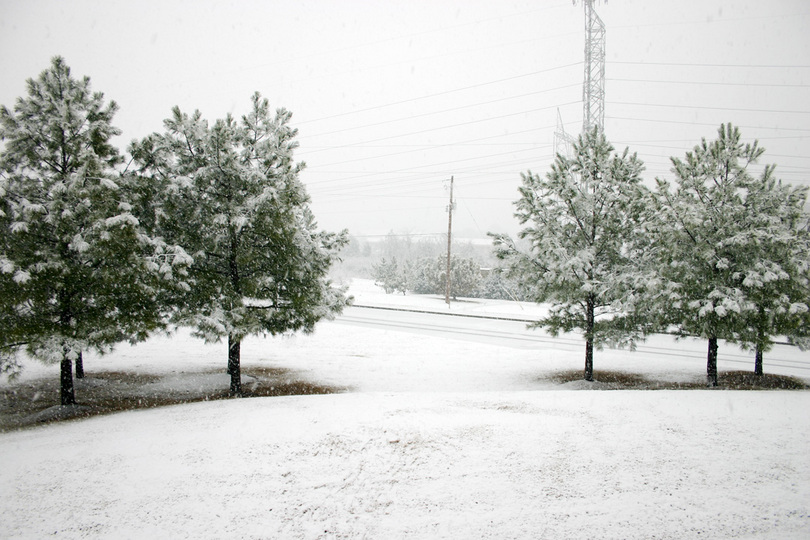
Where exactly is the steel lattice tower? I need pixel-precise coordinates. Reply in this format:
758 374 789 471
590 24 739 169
553 108 576 158
577 0 606 133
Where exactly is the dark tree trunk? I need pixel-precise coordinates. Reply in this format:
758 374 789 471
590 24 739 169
585 339 594 382
75 351 84 379
227 226 242 391
707 337 719 387
60 354 76 406
754 311 766 376
584 295 595 381
228 334 242 397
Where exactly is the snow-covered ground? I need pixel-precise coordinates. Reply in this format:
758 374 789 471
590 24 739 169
2 279 809 539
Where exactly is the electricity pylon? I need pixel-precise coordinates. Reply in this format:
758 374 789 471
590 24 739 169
575 0 606 133
553 107 576 159
444 176 454 307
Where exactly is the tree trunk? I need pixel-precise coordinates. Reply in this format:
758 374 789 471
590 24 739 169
60 354 76 406
754 347 764 376
228 334 242 397
584 295 595 381
707 337 719 387
754 311 765 376
585 338 594 382
75 351 84 379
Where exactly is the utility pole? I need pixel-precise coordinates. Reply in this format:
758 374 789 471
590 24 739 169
575 0 606 133
445 175 454 307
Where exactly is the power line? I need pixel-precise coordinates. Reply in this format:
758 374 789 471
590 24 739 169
609 12 808 31
301 125 574 155
609 101 810 116
305 142 542 149
195 2 574 91
608 77 810 89
306 122 577 170
297 63 583 127
300 101 579 156
610 61 810 69
307 145 544 183
615 141 810 161
348 233 447 239
307 150 552 195
304 83 581 140
315 204 446 216
606 116 810 133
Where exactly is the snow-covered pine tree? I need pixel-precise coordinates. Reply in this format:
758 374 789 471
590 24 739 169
405 255 480 298
650 124 776 386
131 93 349 396
408 257 440 295
0 248 25 379
0 57 190 405
372 257 393 293
733 166 809 375
372 257 407 294
439 255 481 300
473 268 529 301
491 127 647 381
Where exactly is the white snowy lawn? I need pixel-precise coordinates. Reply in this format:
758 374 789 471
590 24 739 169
2 279 809 539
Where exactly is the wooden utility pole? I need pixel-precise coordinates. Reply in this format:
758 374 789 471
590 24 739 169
445 176 454 307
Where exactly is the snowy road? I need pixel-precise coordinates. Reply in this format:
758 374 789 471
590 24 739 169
338 305 579 350
337 304 810 379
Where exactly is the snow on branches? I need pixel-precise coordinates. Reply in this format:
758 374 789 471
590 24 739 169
0 57 191 401
493 123 808 384
130 92 349 395
491 127 648 381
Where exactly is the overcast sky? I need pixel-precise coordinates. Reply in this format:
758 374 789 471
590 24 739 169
1 0 808 240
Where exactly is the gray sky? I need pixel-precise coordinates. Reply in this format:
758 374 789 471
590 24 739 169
1 0 809 240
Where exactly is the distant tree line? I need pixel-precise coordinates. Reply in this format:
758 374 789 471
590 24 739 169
372 254 529 301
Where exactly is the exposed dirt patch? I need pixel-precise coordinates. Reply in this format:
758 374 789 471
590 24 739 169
0 366 348 432
547 369 809 390
238 366 346 398
717 370 809 390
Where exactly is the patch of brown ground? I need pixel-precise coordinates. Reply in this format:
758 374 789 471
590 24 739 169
0 366 348 432
547 369 809 390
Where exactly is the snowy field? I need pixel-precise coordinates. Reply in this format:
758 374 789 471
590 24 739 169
1 279 809 539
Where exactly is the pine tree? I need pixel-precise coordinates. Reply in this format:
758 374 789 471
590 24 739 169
0 57 188 405
473 269 529 301
131 93 349 396
408 257 441 295
438 255 481 299
491 127 647 381
372 257 407 294
649 124 785 386
733 167 809 374
404 255 481 298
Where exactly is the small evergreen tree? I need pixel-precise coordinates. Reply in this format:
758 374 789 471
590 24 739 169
733 168 809 374
439 255 482 300
408 256 442 295
372 257 407 294
404 255 481 298
131 93 348 396
491 127 647 381
472 269 530 301
0 57 188 404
